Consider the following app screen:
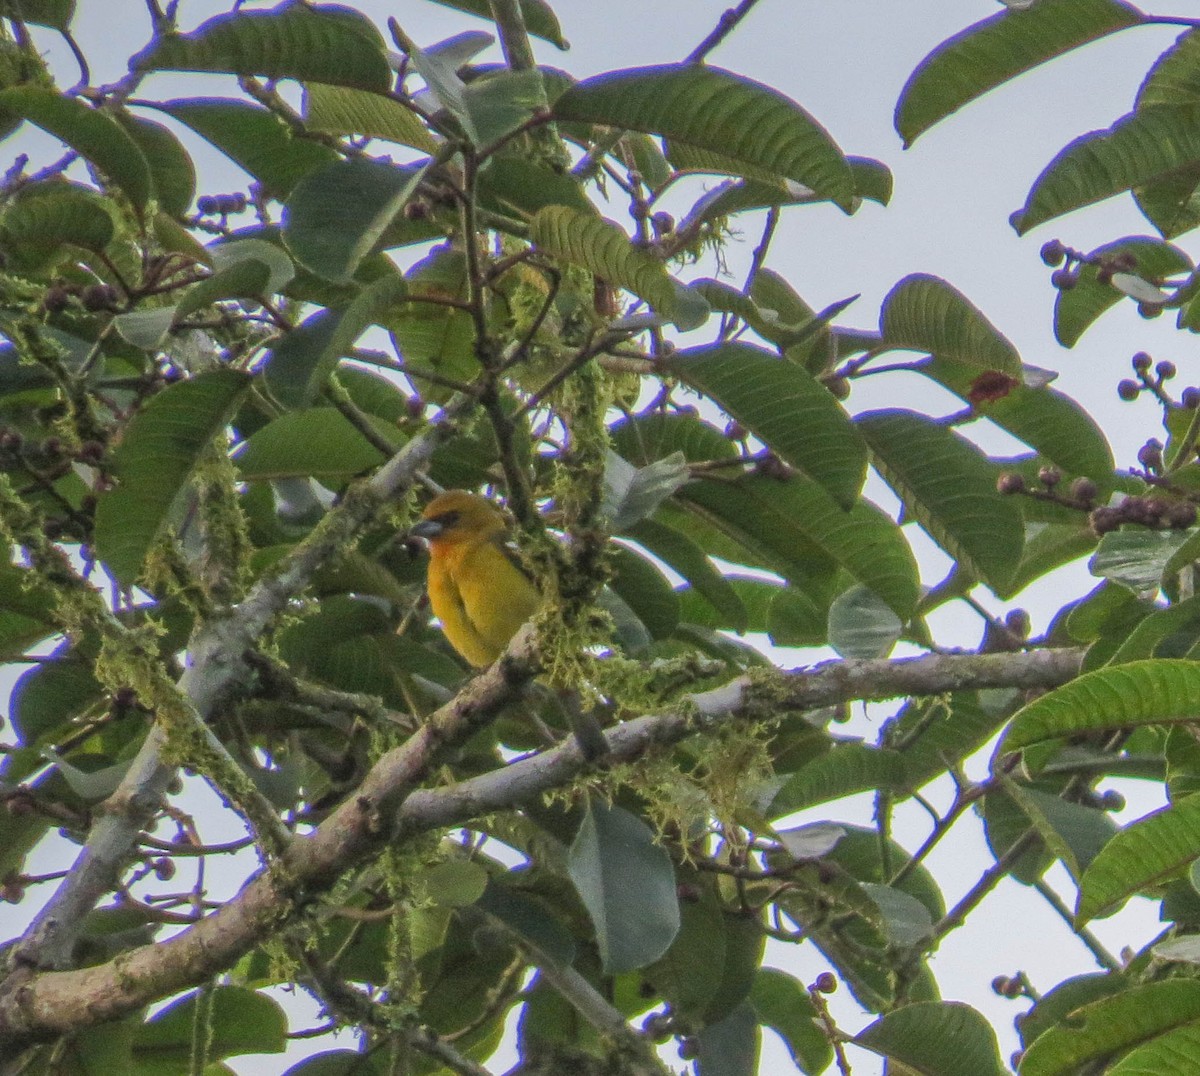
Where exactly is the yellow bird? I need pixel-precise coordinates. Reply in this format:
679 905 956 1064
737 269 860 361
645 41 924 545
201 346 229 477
410 489 540 667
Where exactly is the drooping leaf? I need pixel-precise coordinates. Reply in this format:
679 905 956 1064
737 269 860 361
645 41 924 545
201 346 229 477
1076 793 1200 923
0 86 152 211
857 409 1024 593
748 969 833 1075
264 273 408 408
284 158 431 283
670 342 867 509
567 800 680 973
827 584 902 659
0 181 115 257
94 369 252 585
426 0 569 49
602 449 690 532
896 0 1144 145
138 1 392 93
609 544 679 641
1054 237 1192 346
855 1001 1006 1075
302 83 436 153
1013 105 1200 235
879 274 1021 376
1090 528 1193 595
1018 980 1200 1076
133 984 287 1064
116 113 197 217
553 64 855 211
1000 659 1200 755
679 475 920 619
696 1001 760 1076
152 98 339 200
529 206 678 319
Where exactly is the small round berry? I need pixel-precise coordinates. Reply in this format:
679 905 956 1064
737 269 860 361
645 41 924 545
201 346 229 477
1050 268 1078 291
678 1038 699 1061
1117 380 1140 402
1089 507 1121 535
1168 502 1198 529
152 857 175 881
1070 477 1098 504
996 472 1025 495
814 972 837 994
724 420 747 441
1038 465 1061 488
992 975 1011 996
1004 609 1031 639
1138 302 1163 319
1039 240 1066 267
1157 360 1178 380
1100 789 1127 812
1132 352 1153 372
1184 388 1200 410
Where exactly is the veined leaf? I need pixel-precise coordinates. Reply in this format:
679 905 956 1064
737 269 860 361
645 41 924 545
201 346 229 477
138 1 392 93
0 182 115 255
1018 980 1200 1075
896 0 1144 146
426 0 568 49
855 1002 1006 1076
1138 26 1200 109
766 743 908 820
680 475 920 619
1076 793 1200 923
175 239 296 323
1000 659 1200 754
303 83 436 152
529 205 677 319
94 369 252 585
1091 528 1193 595
553 64 855 211
1106 1023 1200 1075
284 158 431 283
750 969 833 1075
152 98 338 200
857 409 1024 594
1013 105 1200 235
133 983 287 1064
670 342 867 509
880 274 1020 375
827 585 902 660
1108 595 1200 665
117 113 197 217
922 358 1114 481
0 86 151 211
1055 237 1193 346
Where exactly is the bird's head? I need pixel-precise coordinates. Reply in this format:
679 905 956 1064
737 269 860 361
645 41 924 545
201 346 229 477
410 489 508 549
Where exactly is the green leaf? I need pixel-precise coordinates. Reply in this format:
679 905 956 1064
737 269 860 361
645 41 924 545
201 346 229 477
766 743 908 820
827 584 901 659
152 98 339 200
0 0 74 30
602 450 690 531
553 64 854 211
94 369 251 585
117 113 197 218
697 1001 760 1076
427 0 569 49
1003 781 1115 883
235 408 395 481
1076 792 1200 923
1108 1023 1200 1075
921 359 1115 483
670 342 866 509
477 154 596 219
1000 659 1200 754
302 83 436 152
895 0 1144 146
461 68 550 147
567 800 680 973
748 969 832 1075
1108 595 1200 664
1090 528 1192 594
529 206 678 319
1013 105 1200 235
879 274 1020 375
1019 980 1200 1076
888 693 1013 793
174 244 294 324
1054 237 1192 346
860 883 933 947
855 1002 1006 1075
284 158 431 283
133 984 286 1064
609 545 679 640
858 409 1024 594
0 181 115 256
0 86 151 211
628 518 747 634
139 1 391 93
264 273 408 408
681 475 919 619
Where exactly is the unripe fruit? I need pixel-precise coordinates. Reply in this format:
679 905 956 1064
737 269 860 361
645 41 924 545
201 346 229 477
996 472 1025 495
1132 352 1153 372
1039 239 1066 267
1117 380 1139 401
814 972 837 994
1038 465 1061 488
1070 477 1098 503
1050 268 1078 290
1183 388 1200 410
1157 360 1178 380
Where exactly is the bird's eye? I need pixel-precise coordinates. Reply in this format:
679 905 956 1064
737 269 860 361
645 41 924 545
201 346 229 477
434 510 460 527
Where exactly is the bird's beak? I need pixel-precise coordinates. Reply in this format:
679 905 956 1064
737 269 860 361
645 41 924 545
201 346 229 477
409 518 443 540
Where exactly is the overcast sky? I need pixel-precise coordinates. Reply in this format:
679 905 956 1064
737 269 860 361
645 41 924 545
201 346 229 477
6 2 1200 1072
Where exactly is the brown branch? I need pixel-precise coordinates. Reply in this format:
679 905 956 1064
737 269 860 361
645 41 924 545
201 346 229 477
0 646 1083 1051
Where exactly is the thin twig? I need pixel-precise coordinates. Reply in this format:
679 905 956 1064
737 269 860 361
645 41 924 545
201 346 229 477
685 0 765 64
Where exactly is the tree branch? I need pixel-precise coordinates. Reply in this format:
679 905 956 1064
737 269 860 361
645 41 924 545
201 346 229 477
0 646 1082 1051
3 393 475 975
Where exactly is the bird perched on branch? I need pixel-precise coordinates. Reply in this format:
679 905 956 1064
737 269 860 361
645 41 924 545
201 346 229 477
410 489 540 668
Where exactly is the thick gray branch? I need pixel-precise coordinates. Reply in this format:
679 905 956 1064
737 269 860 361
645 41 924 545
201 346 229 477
6 395 472 973
0 646 1082 1052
